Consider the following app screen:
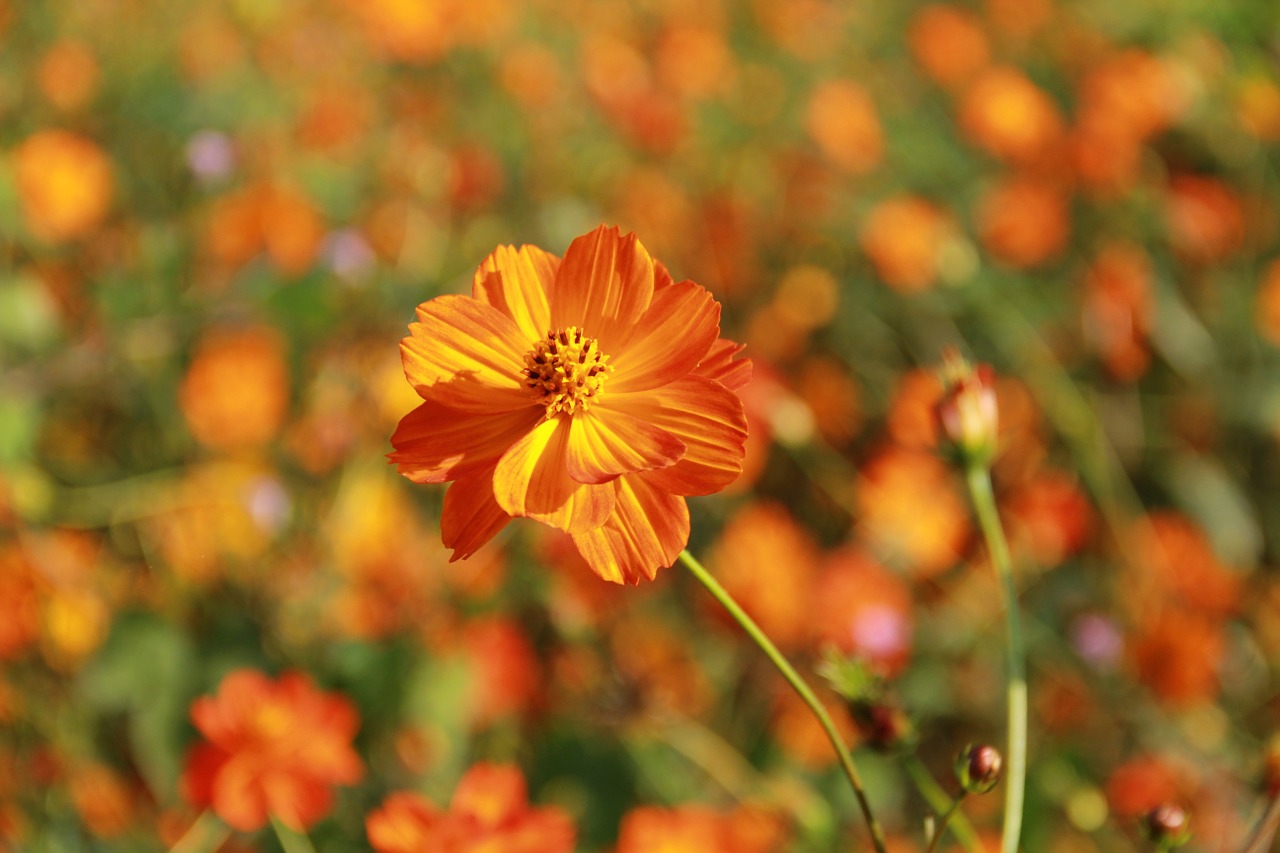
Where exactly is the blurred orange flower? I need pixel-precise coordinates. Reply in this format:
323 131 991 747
1255 257 1280 345
366 764 575 853
811 549 914 677
179 326 289 452
390 225 750 584
203 183 325 277
976 176 1069 268
181 670 363 832
36 41 100 111
1165 174 1245 264
860 195 956 293
959 67 1064 164
707 502 820 651
616 804 785 853
806 79 884 175
1082 241 1154 381
14 130 113 243
856 447 968 578
908 5 990 89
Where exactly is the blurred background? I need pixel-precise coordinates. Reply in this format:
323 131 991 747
3 0 1280 849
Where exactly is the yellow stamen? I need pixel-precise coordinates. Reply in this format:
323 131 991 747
522 326 613 417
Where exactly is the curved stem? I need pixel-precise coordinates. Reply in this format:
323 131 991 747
903 753 982 853
678 549 888 853
1241 794 1280 853
965 466 1027 853
270 816 318 853
925 791 969 853
167 810 230 853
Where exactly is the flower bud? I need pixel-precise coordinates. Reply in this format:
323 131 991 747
1142 804 1191 849
954 744 1003 795
852 702 916 753
935 349 999 468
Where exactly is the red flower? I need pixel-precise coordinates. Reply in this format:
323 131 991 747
366 763 575 853
180 670 363 832
389 225 749 584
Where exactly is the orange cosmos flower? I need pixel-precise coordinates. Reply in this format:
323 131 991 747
180 670 363 832
366 763 575 853
390 225 750 584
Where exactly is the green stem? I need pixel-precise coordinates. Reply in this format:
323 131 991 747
903 754 982 853
965 466 1027 853
270 816 318 853
925 791 969 853
167 811 230 853
678 549 888 853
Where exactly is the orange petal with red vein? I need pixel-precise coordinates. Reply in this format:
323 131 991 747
565 406 686 485
695 338 753 392
610 376 748 496
571 472 690 584
389 401 540 484
402 295 530 413
472 244 558 343
442 469 511 561
610 280 720 393
494 416 615 531
549 225 654 351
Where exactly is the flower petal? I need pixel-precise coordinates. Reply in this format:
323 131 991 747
695 338 753 392
402 295 531 413
494 416 614 531
549 225 654 350
610 376 748 495
565 407 686 485
441 469 512 561
610 280 720 393
571 473 689 584
389 401 540 484
472 244 558 343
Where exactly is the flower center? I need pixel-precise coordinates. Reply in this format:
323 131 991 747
522 326 613 417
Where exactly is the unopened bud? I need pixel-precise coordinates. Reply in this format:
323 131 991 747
1142 804 1191 849
935 349 998 468
955 744 1003 795
853 702 916 753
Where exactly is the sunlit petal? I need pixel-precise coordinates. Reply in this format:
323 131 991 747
401 295 530 413
389 401 540 484
610 376 748 495
549 225 654 351
571 473 689 584
565 407 685 485
442 469 511 561
494 417 615 531
472 244 558 343
610 281 720 393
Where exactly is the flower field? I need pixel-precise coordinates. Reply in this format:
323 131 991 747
3 0 1280 850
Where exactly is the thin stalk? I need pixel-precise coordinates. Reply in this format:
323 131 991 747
903 753 982 853
925 792 969 853
1241 794 1280 853
270 816 318 853
678 549 888 853
167 811 230 853
965 466 1027 853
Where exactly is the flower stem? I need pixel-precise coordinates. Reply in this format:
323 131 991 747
964 466 1027 853
1241 793 1280 853
270 816 318 853
925 791 969 853
903 753 982 853
167 810 230 853
678 549 888 853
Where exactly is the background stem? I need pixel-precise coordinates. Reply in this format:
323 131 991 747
965 466 1028 853
678 549 889 853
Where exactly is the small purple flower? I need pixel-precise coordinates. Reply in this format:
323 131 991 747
326 228 376 282
243 476 291 535
851 604 909 661
186 130 236 183
1071 612 1123 669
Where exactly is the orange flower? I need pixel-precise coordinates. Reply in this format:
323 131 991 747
179 326 289 452
976 176 1069 268
366 763 575 853
13 130 113 243
616 804 787 853
859 195 956 293
181 670 363 832
389 225 750 584
958 67 1064 164
908 4 990 89
805 79 884 175
1082 241 1154 381
1256 258 1280 345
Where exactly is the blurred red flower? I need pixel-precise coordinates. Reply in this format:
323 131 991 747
390 225 749 584
366 763 575 853
180 670 363 832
